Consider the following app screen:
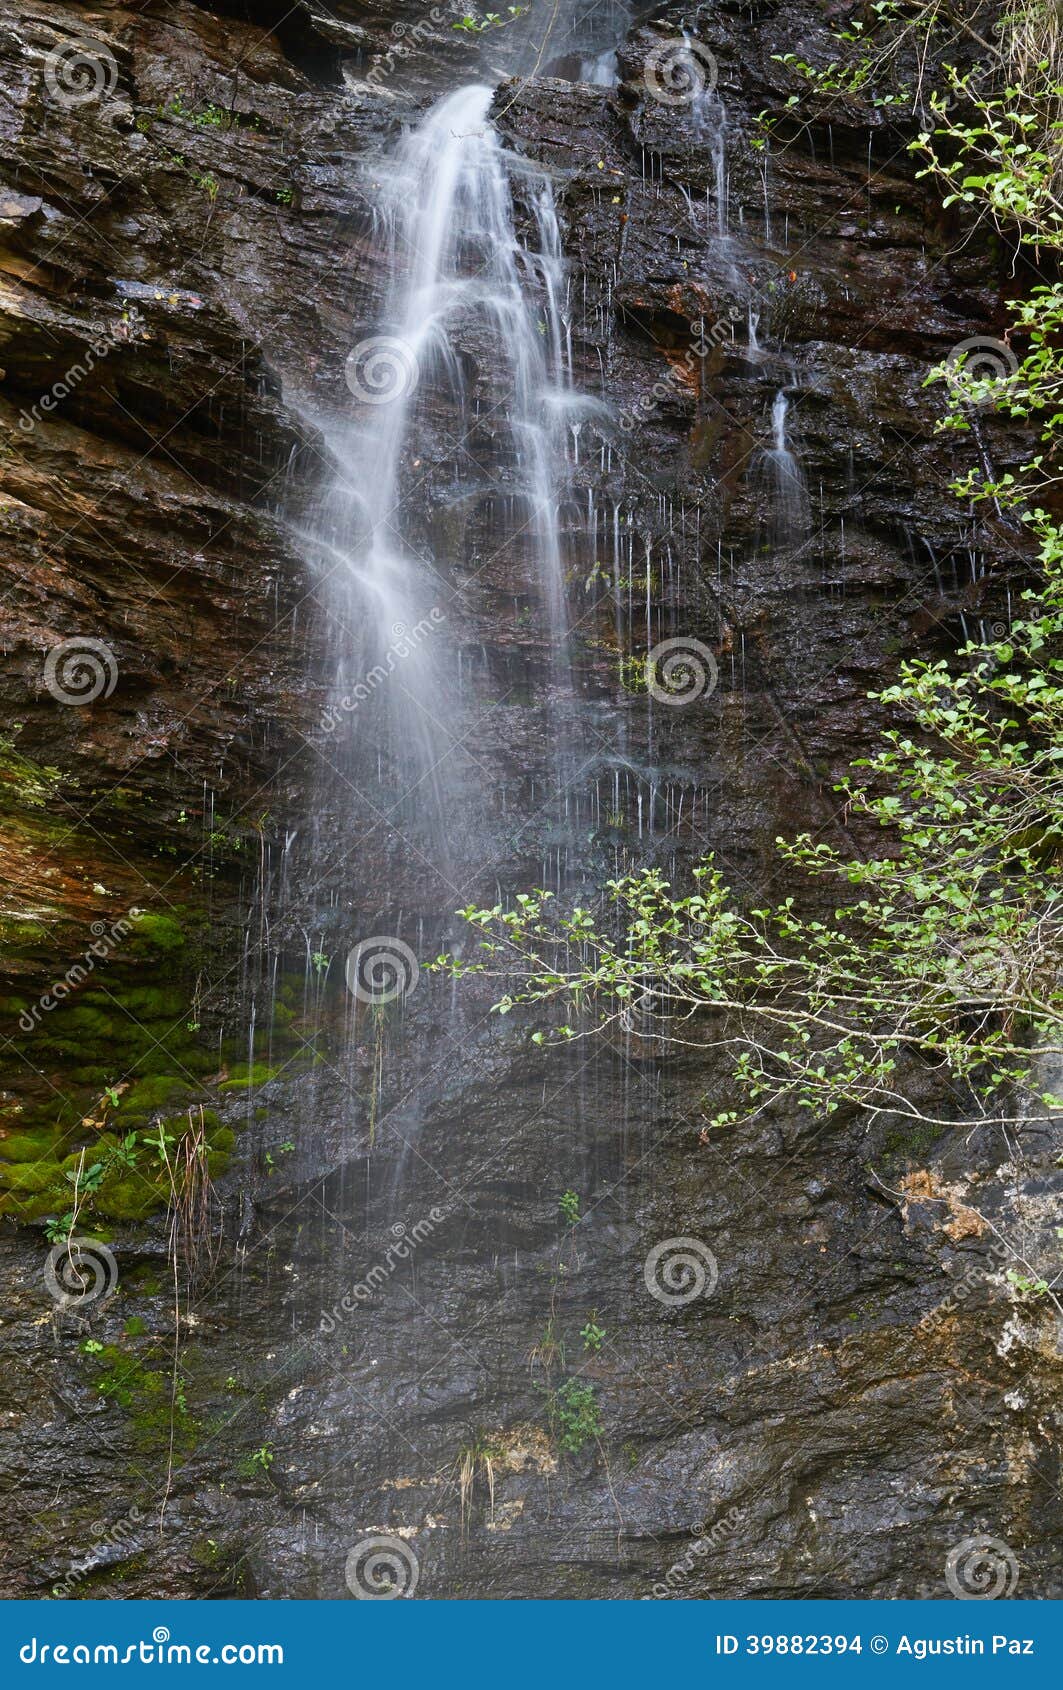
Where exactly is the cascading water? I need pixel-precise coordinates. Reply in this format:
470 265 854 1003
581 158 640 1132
311 84 595 865
762 389 810 547
301 78 620 1191
687 41 729 239
583 47 623 85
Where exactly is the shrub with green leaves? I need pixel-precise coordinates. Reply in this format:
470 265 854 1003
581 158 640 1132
550 1378 602 1454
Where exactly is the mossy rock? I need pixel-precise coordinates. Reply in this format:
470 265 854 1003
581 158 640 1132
62 1005 125 1038
127 911 189 957
220 1061 281 1092
24 1098 82 1131
0 918 49 946
82 1342 199 1452
0 1183 68 1223
0 1160 60 1194
65 1065 114 1086
98 985 187 1018
0 1130 62 1163
206 1124 236 1176
38 1034 130 1062
92 1175 167 1222
134 1042 215 1079
117 1075 190 1117
0 990 232 1222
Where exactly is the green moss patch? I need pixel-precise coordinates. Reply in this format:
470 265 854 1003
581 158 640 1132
0 1106 238 1224
219 1061 282 1092
127 910 190 957
81 1341 199 1454
117 1075 191 1119
0 1130 63 1163
1 934 314 1230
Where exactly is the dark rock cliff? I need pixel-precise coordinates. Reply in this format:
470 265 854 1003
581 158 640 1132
0 0 1060 1599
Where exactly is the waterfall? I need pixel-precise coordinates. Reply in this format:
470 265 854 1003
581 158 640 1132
679 26 729 237
295 24 701 1460
763 390 810 547
365 81 579 648
697 93 728 238
314 83 597 857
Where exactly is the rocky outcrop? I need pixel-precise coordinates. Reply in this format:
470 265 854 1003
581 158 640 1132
0 0 1059 1600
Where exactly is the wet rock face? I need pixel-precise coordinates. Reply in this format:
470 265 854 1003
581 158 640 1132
1 0 1061 1600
